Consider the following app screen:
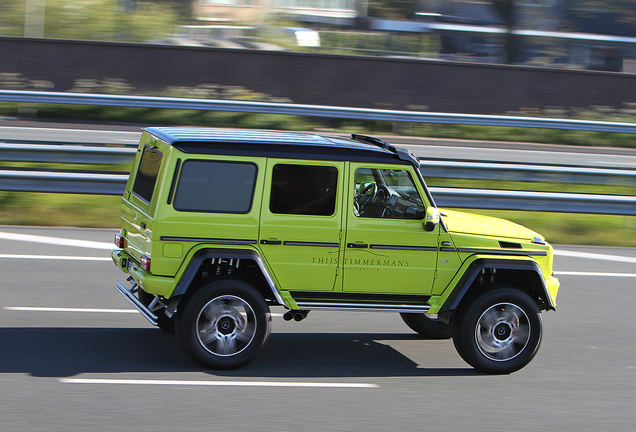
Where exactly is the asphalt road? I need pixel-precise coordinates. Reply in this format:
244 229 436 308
3 120 636 168
0 225 634 432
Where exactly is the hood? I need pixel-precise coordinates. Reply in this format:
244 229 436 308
440 209 542 241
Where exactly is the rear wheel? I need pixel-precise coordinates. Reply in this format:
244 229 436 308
400 313 452 339
452 287 542 374
175 279 271 369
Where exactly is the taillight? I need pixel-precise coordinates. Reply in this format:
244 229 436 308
114 234 126 249
140 254 151 271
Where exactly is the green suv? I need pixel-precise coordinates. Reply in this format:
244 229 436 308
111 127 559 374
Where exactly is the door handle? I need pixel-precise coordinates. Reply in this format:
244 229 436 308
347 243 368 248
260 239 282 245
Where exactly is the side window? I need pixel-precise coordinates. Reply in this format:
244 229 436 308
173 160 257 213
132 146 163 203
354 168 426 219
270 164 338 216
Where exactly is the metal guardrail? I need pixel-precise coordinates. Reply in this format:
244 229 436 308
0 169 128 195
430 188 636 215
1 90 635 215
0 142 136 165
2 167 635 215
3 89 636 133
3 141 636 186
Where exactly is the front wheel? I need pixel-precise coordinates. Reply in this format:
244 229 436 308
175 279 271 369
452 288 542 374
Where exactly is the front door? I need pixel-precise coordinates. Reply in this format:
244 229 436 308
343 164 439 295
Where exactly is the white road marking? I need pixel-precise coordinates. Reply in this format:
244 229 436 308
58 378 379 389
4 307 138 313
0 254 110 261
554 271 636 277
2 232 636 265
0 232 113 249
554 249 636 264
0 126 140 135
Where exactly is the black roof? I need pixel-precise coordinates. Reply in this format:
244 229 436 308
144 127 419 167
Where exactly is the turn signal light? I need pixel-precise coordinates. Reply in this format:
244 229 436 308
114 234 126 249
140 254 151 271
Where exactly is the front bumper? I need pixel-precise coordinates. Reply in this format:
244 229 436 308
546 275 560 308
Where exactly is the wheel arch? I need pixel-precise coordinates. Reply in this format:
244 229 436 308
172 247 284 306
438 258 555 322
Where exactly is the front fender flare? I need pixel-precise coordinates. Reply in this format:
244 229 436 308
438 257 555 317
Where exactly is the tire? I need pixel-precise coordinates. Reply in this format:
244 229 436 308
452 287 542 374
400 313 452 339
175 279 271 369
139 291 175 333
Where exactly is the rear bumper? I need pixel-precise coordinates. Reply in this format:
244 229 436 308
115 278 158 326
111 248 176 297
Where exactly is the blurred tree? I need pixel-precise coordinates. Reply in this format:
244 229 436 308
491 0 521 63
0 0 26 36
368 0 419 19
0 0 180 41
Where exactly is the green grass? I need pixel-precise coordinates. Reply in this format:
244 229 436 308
2 98 635 245
1 191 634 247
0 192 121 228
449 209 636 247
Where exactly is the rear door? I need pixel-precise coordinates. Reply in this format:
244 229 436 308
258 159 345 292
121 132 170 263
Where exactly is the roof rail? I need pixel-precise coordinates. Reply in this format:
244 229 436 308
350 134 419 167
351 134 390 150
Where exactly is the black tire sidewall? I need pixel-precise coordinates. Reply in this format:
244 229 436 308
400 312 452 339
452 287 542 374
175 279 271 369
139 291 175 333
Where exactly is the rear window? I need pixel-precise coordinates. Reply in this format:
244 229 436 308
173 160 257 213
270 164 338 216
132 146 163 203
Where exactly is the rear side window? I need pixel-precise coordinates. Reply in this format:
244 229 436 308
270 164 338 216
173 160 257 213
132 146 163 203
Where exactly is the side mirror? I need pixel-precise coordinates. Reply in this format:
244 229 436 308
424 208 440 232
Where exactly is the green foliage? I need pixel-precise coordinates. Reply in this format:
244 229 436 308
367 0 419 19
0 0 178 42
318 30 440 57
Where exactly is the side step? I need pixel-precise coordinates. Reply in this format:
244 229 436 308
294 302 430 313
291 291 431 313
116 279 158 326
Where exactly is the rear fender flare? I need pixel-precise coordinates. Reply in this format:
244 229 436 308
172 248 284 305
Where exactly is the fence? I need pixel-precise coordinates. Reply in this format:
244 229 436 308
1 90 635 215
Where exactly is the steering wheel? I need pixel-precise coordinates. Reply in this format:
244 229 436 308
358 183 376 207
375 184 391 204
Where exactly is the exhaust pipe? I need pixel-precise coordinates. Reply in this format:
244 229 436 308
283 310 310 322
